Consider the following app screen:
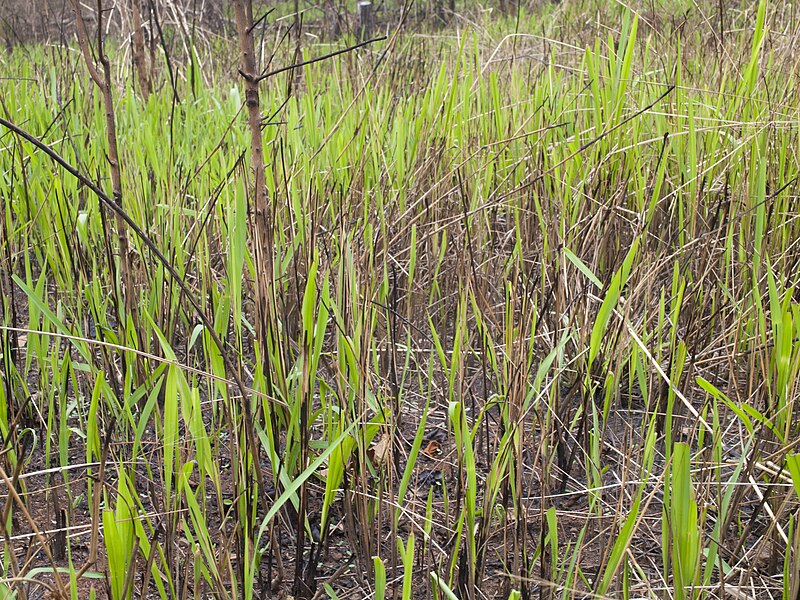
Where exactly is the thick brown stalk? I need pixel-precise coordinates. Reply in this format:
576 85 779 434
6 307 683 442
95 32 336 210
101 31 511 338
231 3 278 421
70 0 139 357
130 0 151 100
232 0 289 427
232 0 277 356
232 0 293 591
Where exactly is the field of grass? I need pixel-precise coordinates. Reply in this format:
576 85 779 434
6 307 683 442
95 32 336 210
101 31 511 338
1 0 800 598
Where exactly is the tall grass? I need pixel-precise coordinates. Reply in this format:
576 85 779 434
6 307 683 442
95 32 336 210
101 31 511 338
1 0 800 598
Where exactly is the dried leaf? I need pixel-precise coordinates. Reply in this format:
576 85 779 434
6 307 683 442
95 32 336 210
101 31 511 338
371 432 390 467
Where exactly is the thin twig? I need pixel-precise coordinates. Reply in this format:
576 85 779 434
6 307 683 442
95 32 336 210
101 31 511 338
251 35 387 83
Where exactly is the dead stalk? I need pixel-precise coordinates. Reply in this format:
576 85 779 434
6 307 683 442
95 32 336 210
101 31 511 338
130 0 151 100
69 0 140 374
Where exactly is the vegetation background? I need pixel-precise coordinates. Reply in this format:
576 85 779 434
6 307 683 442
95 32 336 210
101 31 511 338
1 0 800 599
